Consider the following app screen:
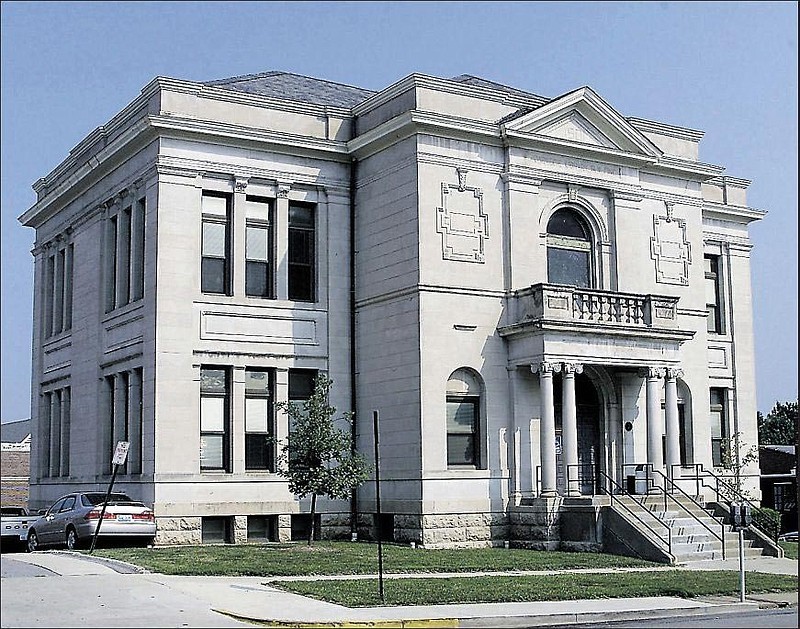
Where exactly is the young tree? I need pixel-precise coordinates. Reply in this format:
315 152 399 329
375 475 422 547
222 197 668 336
275 375 370 546
719 431 759 502
758 401 799 446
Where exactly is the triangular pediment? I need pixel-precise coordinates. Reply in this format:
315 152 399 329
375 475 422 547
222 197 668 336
503 87 662 158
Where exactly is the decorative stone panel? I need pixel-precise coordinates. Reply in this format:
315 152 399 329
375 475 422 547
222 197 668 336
436 168 488 263
650 204 691 285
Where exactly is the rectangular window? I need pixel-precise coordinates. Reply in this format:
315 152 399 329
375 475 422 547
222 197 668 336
131 199 145 302
63 244 73 331
201 193 231 295
200 367 230 472
202 516 233 544
288 203 315 302
245 368 274 471
247 515 277 542
705 255 724 334
710 388 727 467
105 215 118 313
245 196 273 298
44 254 55 337
288 369 317 468
446 396 480 467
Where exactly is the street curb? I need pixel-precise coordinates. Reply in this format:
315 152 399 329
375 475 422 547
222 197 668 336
50 550 151 574
214 601 762 628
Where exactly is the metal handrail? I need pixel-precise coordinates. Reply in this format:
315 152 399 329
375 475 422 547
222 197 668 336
598 470 672 558
565 463 600 495
685 463 778 541
651 467 726 559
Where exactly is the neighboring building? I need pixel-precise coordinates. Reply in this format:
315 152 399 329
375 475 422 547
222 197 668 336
1 419 31 508
760 445 797 534
19 71 765 547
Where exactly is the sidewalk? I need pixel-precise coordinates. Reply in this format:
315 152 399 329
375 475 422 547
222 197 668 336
8 552 797 628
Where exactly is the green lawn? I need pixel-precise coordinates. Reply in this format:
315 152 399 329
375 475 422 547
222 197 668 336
94 541 657 576
780 541 798 560
278 571 799 607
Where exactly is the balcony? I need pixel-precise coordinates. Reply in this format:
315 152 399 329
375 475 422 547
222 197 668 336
499 284 694 367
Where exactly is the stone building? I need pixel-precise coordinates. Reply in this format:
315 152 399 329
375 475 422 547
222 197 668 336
19 71 765 549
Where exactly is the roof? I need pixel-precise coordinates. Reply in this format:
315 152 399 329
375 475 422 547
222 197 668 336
449 74 547 102
204 71 376 108
0 419 31 443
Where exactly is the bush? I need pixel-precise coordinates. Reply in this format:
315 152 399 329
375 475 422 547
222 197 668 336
753 507 782 541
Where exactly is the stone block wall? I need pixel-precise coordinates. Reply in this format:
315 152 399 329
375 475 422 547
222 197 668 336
1 451 30 508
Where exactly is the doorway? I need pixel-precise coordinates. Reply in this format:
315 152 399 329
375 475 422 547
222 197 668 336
555 373 601 495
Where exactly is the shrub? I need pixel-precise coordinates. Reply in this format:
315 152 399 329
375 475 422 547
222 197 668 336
753 507 782 541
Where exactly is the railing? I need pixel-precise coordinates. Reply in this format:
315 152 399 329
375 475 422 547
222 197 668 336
681 463 780 542
566 463 601 495
598 470 672 559
514 284 680 329
651 467 726 560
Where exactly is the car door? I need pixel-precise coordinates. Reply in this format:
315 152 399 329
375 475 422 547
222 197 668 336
37 498 66 545
53 495 77 542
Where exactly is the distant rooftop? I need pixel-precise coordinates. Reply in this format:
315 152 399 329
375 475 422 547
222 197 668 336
204 71 377 108
204 71 548 110
1 419 31 443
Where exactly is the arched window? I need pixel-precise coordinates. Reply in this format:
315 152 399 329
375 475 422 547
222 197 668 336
446 369 484 468
546 208 593 287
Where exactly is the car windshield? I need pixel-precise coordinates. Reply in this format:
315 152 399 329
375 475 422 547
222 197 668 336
81 493 137 506
1 507 26 516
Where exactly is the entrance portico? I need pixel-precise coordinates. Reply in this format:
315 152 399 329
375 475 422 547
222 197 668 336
499 283 695 498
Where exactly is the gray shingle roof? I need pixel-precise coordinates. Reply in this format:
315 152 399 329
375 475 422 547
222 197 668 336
449 74 547 103
1 419 31 443
205 71 376 108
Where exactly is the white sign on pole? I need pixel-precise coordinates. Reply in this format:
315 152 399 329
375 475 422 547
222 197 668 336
112 441 130 466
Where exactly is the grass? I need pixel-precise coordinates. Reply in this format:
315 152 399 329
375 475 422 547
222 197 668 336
278 571 799 607
780 541 798 560
93 541 658 576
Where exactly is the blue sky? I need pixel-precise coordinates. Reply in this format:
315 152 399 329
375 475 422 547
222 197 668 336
1 1 797 422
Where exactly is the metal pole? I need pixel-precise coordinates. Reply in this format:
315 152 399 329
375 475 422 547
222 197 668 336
372 410 384 603
739 528 745 602
89 463 119 554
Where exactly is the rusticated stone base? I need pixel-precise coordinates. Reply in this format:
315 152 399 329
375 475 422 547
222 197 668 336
510 496 563 547
154 516 202 545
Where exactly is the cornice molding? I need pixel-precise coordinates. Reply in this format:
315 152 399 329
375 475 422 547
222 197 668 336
627 117 704 142
702 201 767 224
645 155 724 181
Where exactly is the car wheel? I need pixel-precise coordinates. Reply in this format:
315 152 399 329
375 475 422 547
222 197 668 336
65 527 80 551
27 530 39 553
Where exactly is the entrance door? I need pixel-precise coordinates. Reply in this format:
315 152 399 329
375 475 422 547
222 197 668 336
555 373 602 495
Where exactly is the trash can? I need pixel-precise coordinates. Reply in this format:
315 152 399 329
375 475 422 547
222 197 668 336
634 465 648 495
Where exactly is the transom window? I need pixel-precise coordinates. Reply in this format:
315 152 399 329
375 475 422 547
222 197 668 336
546 208 592 288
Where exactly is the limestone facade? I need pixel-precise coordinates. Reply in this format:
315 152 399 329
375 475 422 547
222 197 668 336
19 72 764 547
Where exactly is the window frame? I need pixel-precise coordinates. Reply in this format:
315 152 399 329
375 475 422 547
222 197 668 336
705 254 725 335
545 208 594 288
244 368 275 471
245 195 274 299
200 366 231 472
287 202 316 302
446 394 481 468
201 191 232 296
710 388 727 468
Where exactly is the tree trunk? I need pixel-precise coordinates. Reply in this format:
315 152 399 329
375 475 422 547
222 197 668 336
308 492 317 546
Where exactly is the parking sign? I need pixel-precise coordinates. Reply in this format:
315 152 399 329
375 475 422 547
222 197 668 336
112 441 130 465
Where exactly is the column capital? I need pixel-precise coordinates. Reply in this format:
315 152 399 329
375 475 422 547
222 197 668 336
638 367 665 380
562 362 583 375
532 361 561 375
234 176 249 193
276 181 292 198
665 367 684 380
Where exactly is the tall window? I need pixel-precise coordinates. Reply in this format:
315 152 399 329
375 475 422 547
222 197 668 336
546 208 592 288
43 243 74 338
245 196 273 298
710 388 727 467
446 369 483 468
200 367 230 472
288 203 315 302
201 192 231 295
104 197 145 313
705 255 724 334
288 369 317 467
245 368 274 470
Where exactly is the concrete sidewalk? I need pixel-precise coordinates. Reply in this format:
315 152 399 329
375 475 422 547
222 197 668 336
7 551 797 628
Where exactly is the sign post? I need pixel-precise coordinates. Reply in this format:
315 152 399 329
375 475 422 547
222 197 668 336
89 441 129 554
730 502 752 602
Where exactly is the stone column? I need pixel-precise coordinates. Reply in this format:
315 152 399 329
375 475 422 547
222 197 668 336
275 182 291 300
533 362 560 497
232 366 246 474
562 363 583 496
664 368 683 477
641 367 665 478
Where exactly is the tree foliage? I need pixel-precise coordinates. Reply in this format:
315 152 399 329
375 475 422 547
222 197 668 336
758 401 798 446
275 375 371 545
